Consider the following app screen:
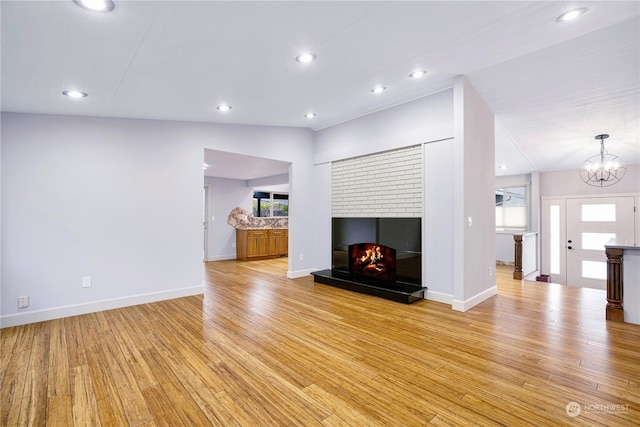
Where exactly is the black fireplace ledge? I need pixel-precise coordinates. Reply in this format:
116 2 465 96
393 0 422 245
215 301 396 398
310 269 426 304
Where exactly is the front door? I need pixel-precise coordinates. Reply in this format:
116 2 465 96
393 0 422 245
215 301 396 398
565 197 635 289
542 196 635 289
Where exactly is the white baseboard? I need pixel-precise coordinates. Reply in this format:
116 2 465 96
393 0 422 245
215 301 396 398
287 268 319 279
425 290 454 305
0 285 204 328
452 285 497 312
206 254 236 261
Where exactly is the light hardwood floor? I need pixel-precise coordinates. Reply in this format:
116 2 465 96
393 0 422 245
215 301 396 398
2 259 639 426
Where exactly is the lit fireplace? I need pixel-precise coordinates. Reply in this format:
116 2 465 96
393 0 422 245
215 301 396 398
312 218 425 303
349 243 397 282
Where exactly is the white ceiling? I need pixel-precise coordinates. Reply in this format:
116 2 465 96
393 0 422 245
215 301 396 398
1 1 639 179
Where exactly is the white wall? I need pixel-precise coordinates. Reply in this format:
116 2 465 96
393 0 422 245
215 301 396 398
453 76 496 311
314 89 454 164
1 113 203 325
1 112 316 326
424 138 454 302
522 233 537 277
540 163 640 197
496 233 515 263
312 163 332 269
248 173 289 190
204 176 253 261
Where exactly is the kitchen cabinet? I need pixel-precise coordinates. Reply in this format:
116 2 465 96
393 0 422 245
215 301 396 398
236 229 288 260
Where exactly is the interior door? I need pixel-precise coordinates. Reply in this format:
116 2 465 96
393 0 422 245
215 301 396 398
565 197 635 289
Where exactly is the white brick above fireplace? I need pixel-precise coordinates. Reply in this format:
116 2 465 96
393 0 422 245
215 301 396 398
332 144 423 217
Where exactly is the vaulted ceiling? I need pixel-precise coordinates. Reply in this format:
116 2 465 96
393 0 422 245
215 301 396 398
2 1 638 178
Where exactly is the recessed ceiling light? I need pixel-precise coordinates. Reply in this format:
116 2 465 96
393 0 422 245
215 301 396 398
216 105 232 112
498 164 509 170
371 86 386 94
295 52 316 63
556 8 588 22
62 90 88 98
73 0 116 12
409 70 427 78
304 113 316 119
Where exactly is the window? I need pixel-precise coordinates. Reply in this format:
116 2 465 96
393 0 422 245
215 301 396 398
272 194 289 216
496 186 528 231
253 191 288 217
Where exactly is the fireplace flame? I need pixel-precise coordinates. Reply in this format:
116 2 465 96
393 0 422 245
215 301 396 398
357 245 385 272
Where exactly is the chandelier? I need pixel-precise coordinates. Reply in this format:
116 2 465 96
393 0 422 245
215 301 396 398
580 134 625 187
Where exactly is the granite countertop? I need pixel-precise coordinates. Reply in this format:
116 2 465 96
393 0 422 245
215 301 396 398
235 226 288 230
227 207 288 230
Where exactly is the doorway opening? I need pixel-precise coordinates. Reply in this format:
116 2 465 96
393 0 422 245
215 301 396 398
202 149 291 276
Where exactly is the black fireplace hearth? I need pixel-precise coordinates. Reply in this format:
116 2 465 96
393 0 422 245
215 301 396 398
311 217 426 304
311 269 426 304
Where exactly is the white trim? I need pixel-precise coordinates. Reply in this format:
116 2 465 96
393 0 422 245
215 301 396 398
0 285 204 328
425 290 454 305
206 254 237 261
452 285 497 312
288 268 319 279
541 192 640 200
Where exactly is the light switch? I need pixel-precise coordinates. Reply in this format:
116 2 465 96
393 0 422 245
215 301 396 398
467 216 473 227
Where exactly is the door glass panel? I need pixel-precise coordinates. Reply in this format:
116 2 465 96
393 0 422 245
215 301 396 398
582 232 616 251
581 204 616 222
582 260 607 280
550 205 560 275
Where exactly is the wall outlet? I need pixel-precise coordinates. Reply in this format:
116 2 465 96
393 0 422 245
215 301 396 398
18 296 29 308
488 266 493 276
82 276 92 288
299 254 303 261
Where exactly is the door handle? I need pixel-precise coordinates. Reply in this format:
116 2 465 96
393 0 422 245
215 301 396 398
568 240 572 243
568 246 573 250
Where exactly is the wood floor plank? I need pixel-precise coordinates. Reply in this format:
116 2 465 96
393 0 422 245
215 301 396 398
138 346 212 426
46 395 72 427
140 384 185 427
1 341 33 425
96 325 154 426
18 321 49 426
2 260 639 426
0 327 20 386
303 383 380 427
64 316 88 370
144 331 254 426
106 309 158 391
70 364 102 427
84 345 129 427
46 318 71 426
